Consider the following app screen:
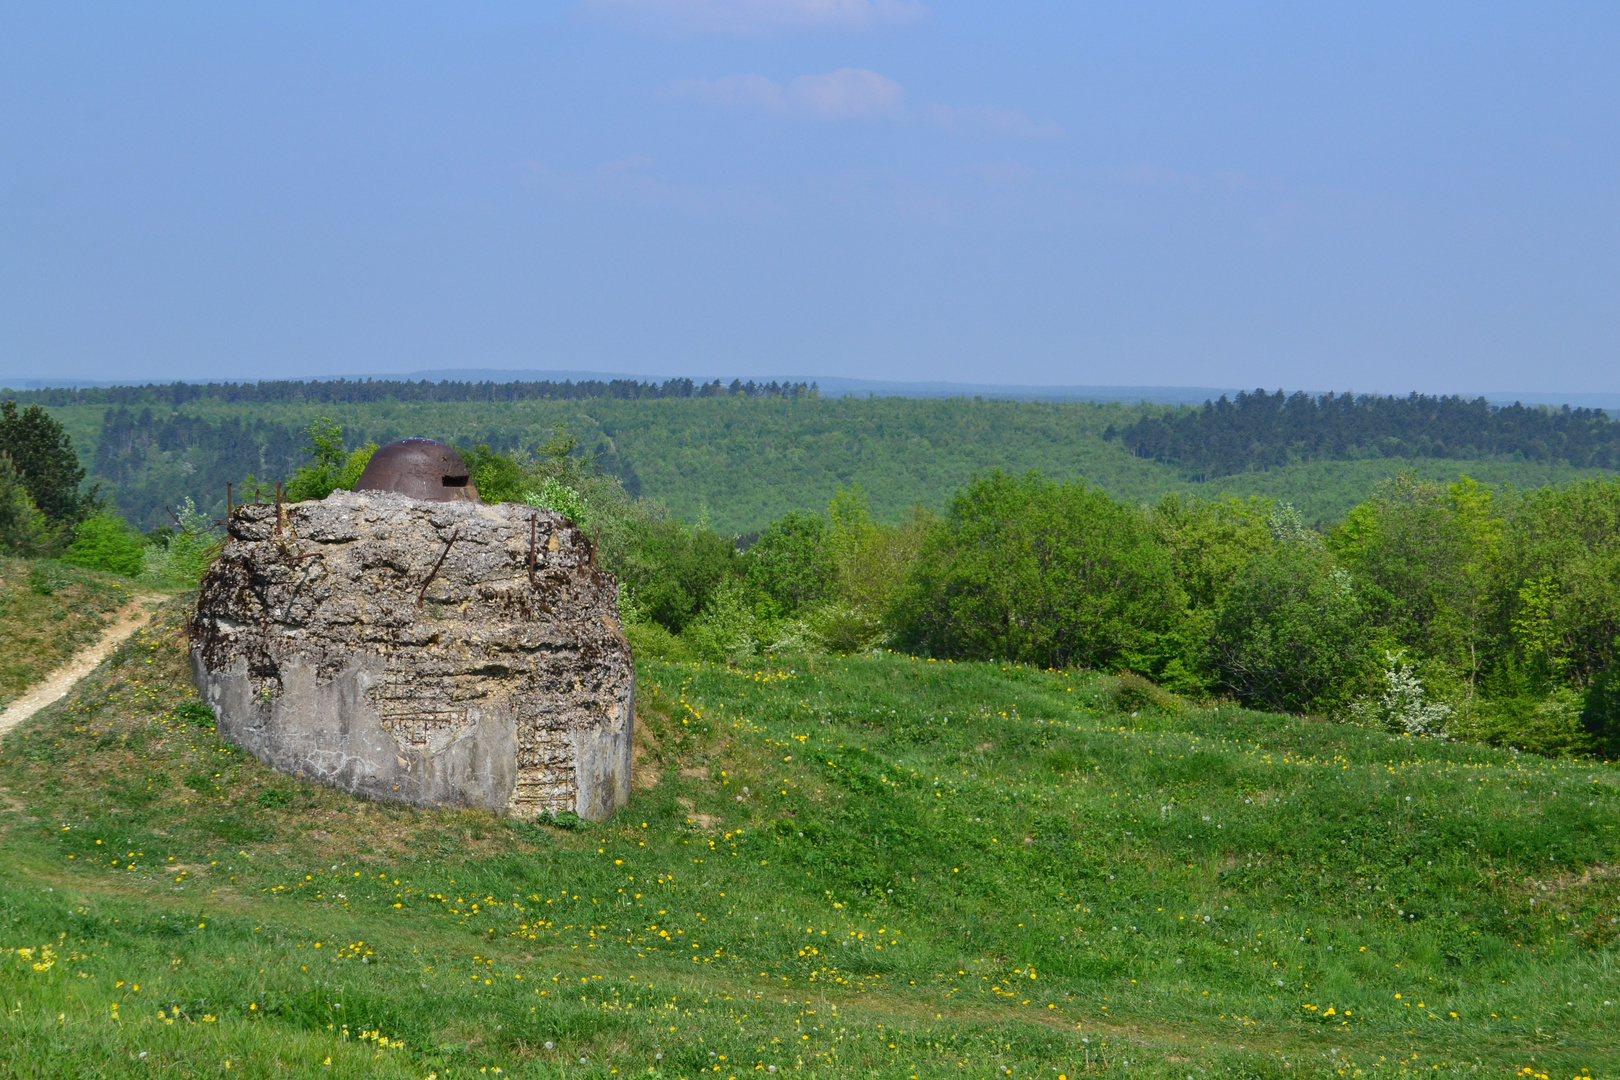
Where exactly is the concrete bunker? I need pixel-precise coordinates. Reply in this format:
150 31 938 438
190 442 632 821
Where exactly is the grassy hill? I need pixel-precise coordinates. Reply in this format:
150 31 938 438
43 397 1614 534
1 603 1615 1078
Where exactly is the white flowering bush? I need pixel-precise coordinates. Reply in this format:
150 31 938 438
807 602 886 654
1352 650 1452 736
615 581 647 624
1267 502 1320 547
765 617 827 654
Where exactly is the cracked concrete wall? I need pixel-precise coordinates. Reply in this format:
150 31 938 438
189 490 633 820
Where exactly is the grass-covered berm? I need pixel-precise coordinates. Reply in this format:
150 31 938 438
0 557 142 712
0 603 1616 1079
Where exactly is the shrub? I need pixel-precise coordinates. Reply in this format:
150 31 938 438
466 428 606 516
463 443 531 505
762 616 828 655
26 563 72 596
623 619 694 662
140 498 220 586
1471 685 1596 758
524 478 588 523
62 512 146 577
684 580 759 665
1106 673 1181 715
806 603 880 654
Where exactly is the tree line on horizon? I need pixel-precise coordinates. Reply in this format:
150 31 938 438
1 376 816 408
1115 388 1620 476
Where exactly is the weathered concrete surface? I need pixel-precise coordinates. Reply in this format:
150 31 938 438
189 491 633 820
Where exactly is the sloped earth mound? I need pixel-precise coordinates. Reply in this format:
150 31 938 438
0 611 1616 1078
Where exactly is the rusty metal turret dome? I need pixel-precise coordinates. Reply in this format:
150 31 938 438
353 438 480 502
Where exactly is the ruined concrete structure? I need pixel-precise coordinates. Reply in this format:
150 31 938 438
190 482 633 820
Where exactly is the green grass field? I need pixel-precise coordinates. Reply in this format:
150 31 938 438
1 604 1616 1079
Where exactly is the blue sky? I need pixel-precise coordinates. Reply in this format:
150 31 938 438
2 2 1617 393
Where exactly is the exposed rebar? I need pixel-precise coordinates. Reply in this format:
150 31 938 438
417 529 459 609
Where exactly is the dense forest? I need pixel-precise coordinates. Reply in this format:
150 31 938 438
1117 388 1620 476
46 394 1143 531
93 408 311 531
28 391 1616 533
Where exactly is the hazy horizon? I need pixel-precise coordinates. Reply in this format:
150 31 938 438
8 368 1620 412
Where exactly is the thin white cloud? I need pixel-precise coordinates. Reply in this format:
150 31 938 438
666 71 1053 136
788 68 905 119
585 0 926 35
923 104 1062 139
662 68 905 120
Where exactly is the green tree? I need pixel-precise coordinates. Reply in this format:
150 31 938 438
614 519 740 634
283 417 376 502
0 400 90 523
745 511 835 618
821 484 932 650
1580 661 1620 759
1148 493 1273 612
1494 477 1620 687
1329 472 1499 679
464 443 533 505
1145 493 1273 691
0 452 56 556
1208 540 1367 713
891 471 1183 669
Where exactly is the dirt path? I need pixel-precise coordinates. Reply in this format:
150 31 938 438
0 593 165 737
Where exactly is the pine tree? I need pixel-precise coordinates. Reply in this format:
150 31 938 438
0 400 90 522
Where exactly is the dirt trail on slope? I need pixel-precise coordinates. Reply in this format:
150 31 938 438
0 593 165 737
